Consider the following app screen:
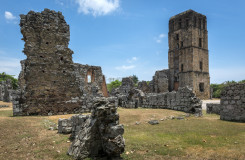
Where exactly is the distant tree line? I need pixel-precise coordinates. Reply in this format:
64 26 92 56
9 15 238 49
211 80 245 98
0 72 18 90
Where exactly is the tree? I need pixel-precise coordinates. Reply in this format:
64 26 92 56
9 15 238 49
107 80 122 92
131 75 139 85
0 72 18 90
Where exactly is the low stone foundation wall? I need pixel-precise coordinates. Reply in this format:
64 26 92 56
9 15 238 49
220 83 245 122
118 87 202 115
206 103 221 115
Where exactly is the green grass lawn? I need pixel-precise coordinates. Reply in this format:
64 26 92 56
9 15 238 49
0 104 244 160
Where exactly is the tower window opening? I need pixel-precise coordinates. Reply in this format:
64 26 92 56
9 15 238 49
200 61 203 71
186 19 189 27
194 17 197 27
199 83 204 92
178 19 182 29
199 38 202 47
203 19 206 30
176 43 179 49
176 34 179 40
181 64 184 72
181 41 183 48
199 18 202 29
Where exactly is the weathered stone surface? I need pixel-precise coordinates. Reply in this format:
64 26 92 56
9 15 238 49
13 9 108 116
220 83 245 122
68 98 125 159
0 79 15 102
118 87 202 115
206 103 221 115
149 69 169 93
118 77 134 95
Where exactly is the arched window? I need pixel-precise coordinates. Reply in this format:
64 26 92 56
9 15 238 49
87 75 91 83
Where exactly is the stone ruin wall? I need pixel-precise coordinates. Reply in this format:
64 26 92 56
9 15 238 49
220 83 245 122
58 97 125 159
119 87 202 115
206 103 221 115
13 9 108 116
137 69 169 94
0 79 14 102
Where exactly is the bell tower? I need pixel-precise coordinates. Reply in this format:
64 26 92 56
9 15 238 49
168 10 210 99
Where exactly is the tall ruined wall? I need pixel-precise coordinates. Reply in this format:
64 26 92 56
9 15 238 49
220 83 245 122
16 9 82 116
14 9 109 116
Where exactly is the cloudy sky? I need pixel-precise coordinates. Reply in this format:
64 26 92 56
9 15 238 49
0 0 245 83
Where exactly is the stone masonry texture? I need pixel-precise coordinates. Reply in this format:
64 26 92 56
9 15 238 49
68 97 125 159
13 9 108 116
206 103 221 115
220 83 245 122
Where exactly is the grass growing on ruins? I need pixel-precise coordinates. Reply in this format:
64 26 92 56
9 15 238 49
0 102 245 160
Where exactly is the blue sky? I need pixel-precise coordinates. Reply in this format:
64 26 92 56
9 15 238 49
0 0 245 84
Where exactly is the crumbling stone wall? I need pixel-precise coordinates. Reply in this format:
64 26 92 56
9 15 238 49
68 98 125 159
119 87 202 115
73 64 108 97
137 81 150 93
206 103 221 115
15 9 82 116
149 69 169 93
14 9 108 116
0 79 14 102
118 77 134 95
220 83 245 122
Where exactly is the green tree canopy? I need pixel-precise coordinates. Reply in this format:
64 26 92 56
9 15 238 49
107 80 122 92
0 72 18 90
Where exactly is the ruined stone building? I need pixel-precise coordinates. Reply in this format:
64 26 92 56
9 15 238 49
136 10 211 99
13 9 108 116
168 10 210 99
0 79 14 102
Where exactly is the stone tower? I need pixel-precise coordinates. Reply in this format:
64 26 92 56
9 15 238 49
168 10 210 99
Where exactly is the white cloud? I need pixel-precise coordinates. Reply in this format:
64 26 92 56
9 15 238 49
75 0 120 16
127 57 138 63
5 11 16 20
154 33 166 43
115 65 135 71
